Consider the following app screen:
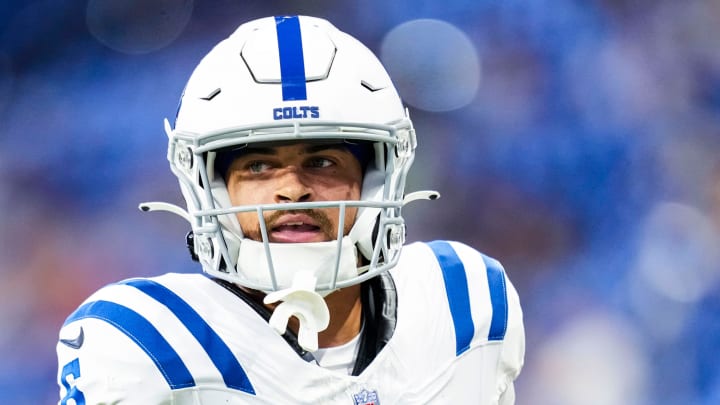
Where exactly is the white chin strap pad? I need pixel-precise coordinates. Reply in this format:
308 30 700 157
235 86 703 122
264 272 330 352
236 237 358 292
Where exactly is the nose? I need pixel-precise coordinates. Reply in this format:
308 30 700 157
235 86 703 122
274 168 312 203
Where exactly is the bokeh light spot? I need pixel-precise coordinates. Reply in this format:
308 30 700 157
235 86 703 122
86 0 194 54
380 19 481 112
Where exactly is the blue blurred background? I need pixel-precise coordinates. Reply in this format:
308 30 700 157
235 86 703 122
2 1 719 403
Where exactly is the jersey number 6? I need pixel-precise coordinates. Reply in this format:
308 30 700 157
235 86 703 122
60 358 86 405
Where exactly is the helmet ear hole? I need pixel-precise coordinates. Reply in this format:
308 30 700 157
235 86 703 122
186 231 199 262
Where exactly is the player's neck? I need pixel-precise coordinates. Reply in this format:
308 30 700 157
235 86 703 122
317 284 363 348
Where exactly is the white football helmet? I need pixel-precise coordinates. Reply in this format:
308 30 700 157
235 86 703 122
141 15 438 297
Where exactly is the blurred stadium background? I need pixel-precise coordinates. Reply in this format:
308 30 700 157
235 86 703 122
1 1 719 403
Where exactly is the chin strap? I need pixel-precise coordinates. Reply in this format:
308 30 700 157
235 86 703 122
263 271 330 352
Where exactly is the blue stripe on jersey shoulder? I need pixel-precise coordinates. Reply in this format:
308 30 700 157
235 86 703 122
427 240 475 355
427 241 510 354
64 300 195 390
275 15 307 101
123 279 256 395
481 254 509 341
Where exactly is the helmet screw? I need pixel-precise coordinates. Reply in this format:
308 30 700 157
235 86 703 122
198 237 214 259
389 225 405 251
395 134 411 159
177 147 193 170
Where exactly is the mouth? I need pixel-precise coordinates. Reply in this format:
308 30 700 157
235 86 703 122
269 214 328 243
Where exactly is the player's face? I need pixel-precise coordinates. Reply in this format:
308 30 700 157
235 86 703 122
225 142 363 243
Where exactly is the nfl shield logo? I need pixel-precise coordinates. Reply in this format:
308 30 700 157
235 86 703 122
353 388 380 405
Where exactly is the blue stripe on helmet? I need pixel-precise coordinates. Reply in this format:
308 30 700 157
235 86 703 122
274 15 307 101
428 240 475 355
64 300 196 390
124 279 255 394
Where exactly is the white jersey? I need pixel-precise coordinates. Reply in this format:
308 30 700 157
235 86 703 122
57 241 524 404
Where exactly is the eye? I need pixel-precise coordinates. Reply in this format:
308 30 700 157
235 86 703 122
306 157 334 168
247 160 272 173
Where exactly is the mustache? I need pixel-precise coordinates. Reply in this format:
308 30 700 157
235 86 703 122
261 209 336 236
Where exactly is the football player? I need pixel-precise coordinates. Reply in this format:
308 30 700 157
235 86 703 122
57 15 524 404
